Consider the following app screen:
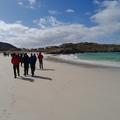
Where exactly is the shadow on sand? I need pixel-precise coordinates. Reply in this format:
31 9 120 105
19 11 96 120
37 68 55 71
17 75 52 82
33 75 52 81
17 76 34 82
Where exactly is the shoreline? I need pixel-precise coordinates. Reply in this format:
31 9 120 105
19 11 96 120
45 55 120 69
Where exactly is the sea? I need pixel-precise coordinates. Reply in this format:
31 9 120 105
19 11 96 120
57 52 120 68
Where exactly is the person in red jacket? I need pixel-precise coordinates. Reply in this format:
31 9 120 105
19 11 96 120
11 53 20 78
38 52 43 69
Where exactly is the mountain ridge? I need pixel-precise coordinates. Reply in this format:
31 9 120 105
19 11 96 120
0 42 18 51
38 42 120 54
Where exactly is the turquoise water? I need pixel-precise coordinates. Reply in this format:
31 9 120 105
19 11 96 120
75 52 120 62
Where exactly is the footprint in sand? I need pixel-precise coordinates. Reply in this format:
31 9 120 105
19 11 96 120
0 109 10 119
0 86 16 119
0 108 15 120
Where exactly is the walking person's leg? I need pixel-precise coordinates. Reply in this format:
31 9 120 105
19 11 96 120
34 64 35 72
41 60 43 69
31 64 34 76
33 64 35 72
13 65 17 78
17 65 20 76
40 60 43 69
32 68 34 76
24 65 26 76
33 64 35 75
39 60 41 69
27 64 29 75
30 64 32 76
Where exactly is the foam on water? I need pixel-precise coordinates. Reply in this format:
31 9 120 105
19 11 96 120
56 53 120 68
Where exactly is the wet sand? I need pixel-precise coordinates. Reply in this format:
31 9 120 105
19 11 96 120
0 54 120 120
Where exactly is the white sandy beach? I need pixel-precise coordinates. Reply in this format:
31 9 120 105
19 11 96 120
0 53 120 120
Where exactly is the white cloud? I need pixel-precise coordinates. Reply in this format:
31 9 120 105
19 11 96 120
16 20 23 24
18 0 39 9
48 10 61 15
0 20 88 48
93 0 101 4
28 0 36 5
86 0 120 41
65 9 75 13
18 1 23 6
91 0 120 25
33 16 64 29
0 0 120 48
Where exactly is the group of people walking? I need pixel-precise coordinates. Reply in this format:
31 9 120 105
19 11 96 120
11 52 43 78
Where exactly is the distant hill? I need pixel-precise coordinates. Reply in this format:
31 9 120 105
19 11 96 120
38 42 120 54
0 42 18 51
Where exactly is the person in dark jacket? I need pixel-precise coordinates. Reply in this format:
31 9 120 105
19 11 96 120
29 53 37 76
22 53 29 76
38 52 43 69
11 53 20 78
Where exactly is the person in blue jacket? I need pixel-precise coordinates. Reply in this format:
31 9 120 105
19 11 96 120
29 53 37 76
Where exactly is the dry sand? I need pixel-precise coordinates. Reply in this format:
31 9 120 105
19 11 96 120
0 54 120 120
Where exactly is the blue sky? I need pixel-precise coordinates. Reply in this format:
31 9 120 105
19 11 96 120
0 0 120 48
0 0 96 26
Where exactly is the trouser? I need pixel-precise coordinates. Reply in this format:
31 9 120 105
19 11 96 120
24 64 29 76
30 64 35 76
13 64 20 78
39 60 43 69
